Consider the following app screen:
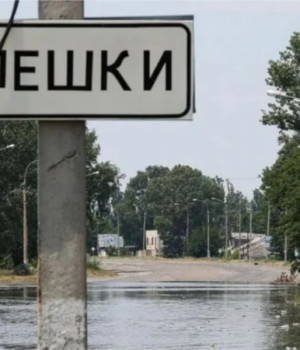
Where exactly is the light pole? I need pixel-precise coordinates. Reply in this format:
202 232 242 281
212 197 228 258
117 210 120 257
284 208 288 263
142 211 147 257
193 199 210 258
267 201 271 237
22 165 100 265
247 199 258 260
23 159 38 265
238 195 242 259
174 202 190 256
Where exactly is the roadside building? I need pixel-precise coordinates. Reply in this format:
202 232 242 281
145 230 163 256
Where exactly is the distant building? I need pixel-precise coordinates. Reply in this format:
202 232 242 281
229 233 269 259
97 234 124 253
145 230 163 256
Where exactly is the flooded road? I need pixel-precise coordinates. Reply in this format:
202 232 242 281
0 282 299 350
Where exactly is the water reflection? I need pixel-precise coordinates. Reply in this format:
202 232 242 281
0 282 299 350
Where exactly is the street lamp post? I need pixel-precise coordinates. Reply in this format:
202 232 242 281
117 210 120 257
174 202 190 256
193 199 210 258
143 211 147 257
23 159 38 265
267 202 271 237
238 196 242 260
22 165 100 265
212 197 228 258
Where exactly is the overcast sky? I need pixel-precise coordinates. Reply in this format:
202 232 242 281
2 0 300 197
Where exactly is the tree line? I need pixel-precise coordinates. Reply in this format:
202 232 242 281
1 31 300 267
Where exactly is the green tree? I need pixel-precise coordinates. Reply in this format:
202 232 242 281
115 165 169 248
147 165 225 257
262 32 300 132
261 135 300 256
0 122 121 266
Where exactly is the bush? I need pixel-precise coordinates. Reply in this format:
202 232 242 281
119 247 131 257
291 259 300 277
86 257 101 271
106 246 118 257
14 264 32 276
231 249 240 260
30 258 38 268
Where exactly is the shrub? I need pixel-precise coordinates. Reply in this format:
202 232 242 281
86 257 101 271
231 249 240 260
291 259 300 277
30 258 38 268
14 264 32 276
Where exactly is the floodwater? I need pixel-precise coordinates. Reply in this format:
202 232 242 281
0 282 299 350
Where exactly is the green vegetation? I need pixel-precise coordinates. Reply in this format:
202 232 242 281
261 32 300 265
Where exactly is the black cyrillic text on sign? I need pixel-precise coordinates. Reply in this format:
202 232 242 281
0 52 6 88
15 51 39 91
48 50 93 91
101 51 131 91
0 50 173 92
144 51 172 91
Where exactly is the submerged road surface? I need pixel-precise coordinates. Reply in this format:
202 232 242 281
99 258 292 283
0 282 300 350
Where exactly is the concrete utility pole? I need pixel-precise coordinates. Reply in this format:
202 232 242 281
238 198 242 260
284 208 288 263
225 180 230 259
225 200 228 258
249 206 253 260
206 205 210 258
23 160 38 265
186 206 190 255
38 2 87 350
143 211 147 257
267 202 271 236
117 211 120 257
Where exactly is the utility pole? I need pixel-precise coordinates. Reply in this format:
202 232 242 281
225 200 228 258
284 208 288 262
23 160 38 266
117 211 120 257
284 234 288 262
238 198 242 260
143 211 147 257
186 207 190 256
267 202 270 236
207 206 210 258
225 180 230 259
23 187 28 265
249 205 253 260
38 2 87 350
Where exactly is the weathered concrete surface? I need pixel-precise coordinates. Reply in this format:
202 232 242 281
38 121 87 350
99 258 291 283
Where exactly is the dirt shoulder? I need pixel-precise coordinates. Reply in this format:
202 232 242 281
0 258 294 285
100 257 293 283
0 269 116 284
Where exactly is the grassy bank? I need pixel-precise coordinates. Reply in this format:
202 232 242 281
0 258 117 284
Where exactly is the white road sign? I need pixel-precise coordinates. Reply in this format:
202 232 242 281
0 20 193 120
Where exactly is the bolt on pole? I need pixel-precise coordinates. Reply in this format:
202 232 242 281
38 1 87 350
